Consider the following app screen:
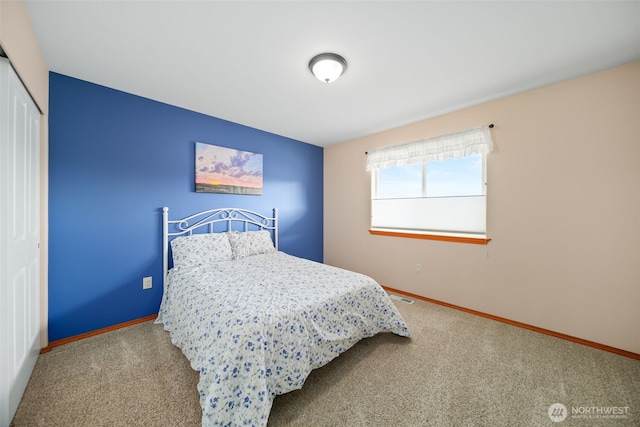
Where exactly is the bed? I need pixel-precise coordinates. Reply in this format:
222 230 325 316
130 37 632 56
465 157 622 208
155 207 410 426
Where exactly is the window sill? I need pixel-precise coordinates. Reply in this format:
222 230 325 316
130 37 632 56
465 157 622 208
369 229 491 245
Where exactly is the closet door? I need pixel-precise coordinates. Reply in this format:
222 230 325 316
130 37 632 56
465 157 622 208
0 57 41 427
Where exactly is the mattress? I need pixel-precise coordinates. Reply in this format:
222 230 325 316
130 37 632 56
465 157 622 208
156 251 410 426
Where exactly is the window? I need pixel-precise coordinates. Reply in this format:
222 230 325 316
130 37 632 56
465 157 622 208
367 126 493 240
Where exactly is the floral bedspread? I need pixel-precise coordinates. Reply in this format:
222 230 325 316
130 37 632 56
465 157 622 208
156 252 410 426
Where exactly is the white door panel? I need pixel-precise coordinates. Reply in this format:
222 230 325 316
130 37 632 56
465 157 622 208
0 57 40 427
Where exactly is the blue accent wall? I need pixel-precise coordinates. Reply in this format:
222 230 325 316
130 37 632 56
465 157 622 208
48 73 323 341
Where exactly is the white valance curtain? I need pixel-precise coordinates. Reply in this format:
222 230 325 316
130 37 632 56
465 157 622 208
366 125 494 171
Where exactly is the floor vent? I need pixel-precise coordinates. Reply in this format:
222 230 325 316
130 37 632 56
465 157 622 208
389 294 414 304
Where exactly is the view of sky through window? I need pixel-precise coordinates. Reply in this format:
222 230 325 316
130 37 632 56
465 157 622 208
377 153 483 199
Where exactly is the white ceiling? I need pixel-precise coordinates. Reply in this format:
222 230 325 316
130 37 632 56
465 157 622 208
25 1 640 147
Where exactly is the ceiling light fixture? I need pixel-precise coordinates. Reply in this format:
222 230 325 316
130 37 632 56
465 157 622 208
309 53 347 83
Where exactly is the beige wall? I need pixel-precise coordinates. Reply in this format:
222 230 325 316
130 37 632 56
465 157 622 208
0 1 48 112
324 61 640 355
1 0 49 346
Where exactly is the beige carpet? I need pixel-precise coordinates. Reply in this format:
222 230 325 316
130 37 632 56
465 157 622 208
11 296 640 426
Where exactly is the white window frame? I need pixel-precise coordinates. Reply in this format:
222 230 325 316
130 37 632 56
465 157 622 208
366 125 493 243
370 153 488 237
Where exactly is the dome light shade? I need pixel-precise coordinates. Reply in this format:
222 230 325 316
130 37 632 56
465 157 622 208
309 53 347 83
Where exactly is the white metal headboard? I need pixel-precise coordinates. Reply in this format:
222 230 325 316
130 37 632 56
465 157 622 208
162 207 278 290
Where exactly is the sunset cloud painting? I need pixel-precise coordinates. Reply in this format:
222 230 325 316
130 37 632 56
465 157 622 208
195 142 263 195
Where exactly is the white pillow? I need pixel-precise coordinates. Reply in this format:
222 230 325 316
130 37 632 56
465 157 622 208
170 233 233 269
227 230 276 259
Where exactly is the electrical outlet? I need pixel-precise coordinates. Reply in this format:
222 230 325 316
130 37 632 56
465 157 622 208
415 263 422 273
143 276 152 290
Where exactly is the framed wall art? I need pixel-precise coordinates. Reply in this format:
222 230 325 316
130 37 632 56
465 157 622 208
195 142 263 195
